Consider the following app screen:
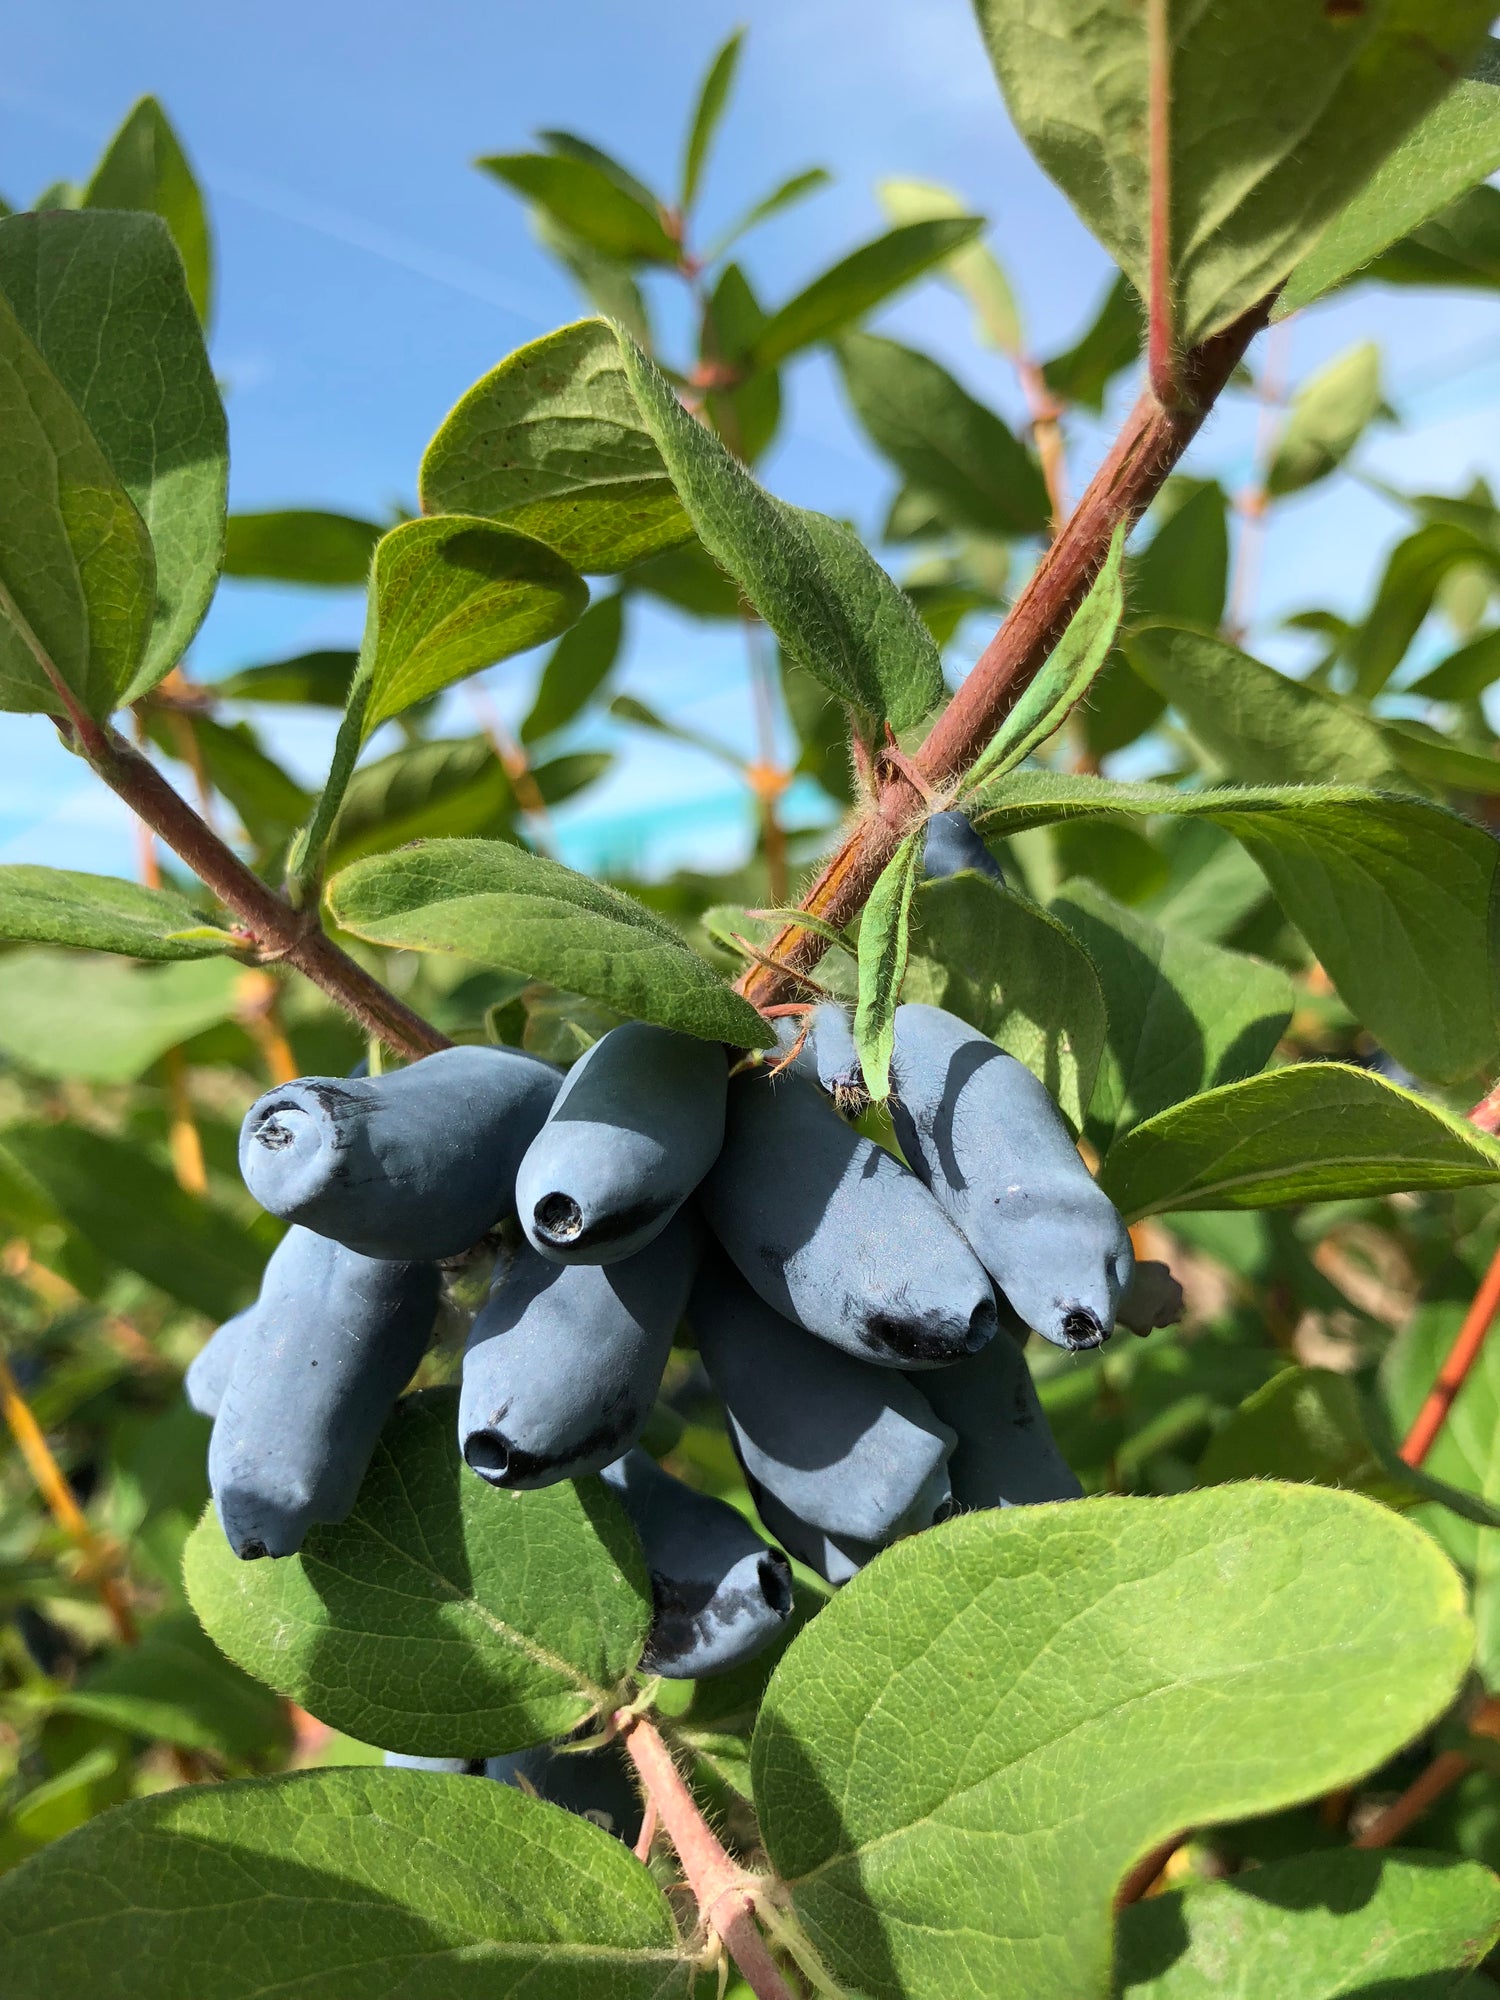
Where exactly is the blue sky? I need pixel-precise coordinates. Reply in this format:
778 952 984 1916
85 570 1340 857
3 0 1500 880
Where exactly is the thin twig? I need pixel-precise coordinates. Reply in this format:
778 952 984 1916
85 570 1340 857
162 1047 208 1196
1399 1240 1500 1469
0 1350 137 1644
736 296 1273 1012
614 1711 793 2000
1016 358 1069 533
1352 1750 1474 1849
233 970 301 1085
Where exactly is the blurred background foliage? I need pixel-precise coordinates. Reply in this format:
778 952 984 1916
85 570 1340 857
6 30 1500 1909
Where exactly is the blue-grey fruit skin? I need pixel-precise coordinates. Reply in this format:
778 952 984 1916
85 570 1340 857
909 1333 1082 1511
185 1310 253 1420
745 1477 877 1587
208 1227 439 1560
699 1067 998 1368
517 1022 726 1266
486 1742 643 1845
459 1214 699 1490
923 809 1005 884
690 1257 956 1543
238 1045 561 1260
889 1002 1133 1351
600 1448 792 1678
384 1753 481 1774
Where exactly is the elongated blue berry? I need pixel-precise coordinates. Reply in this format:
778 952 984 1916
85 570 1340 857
185 1310 252 1420
459 1214 698 1489
208 1227 439 1559
487 1742 643 1844
890 1002 1133 1350
517 1022 726 1264
910 1329 1082 1510
699 1067 997 1366
923 808 1004 884
239 1045 560 1260
745 1477 878 1587
690 1256 955 1543
601 1448 792 1677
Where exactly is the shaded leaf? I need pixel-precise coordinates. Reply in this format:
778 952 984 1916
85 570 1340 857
1116 1849 1500 1998
749 217 984 370
420 319 691 574
877 177 1022 356
1279 37 1500 315
215 648 359 707
1366 181 1500 290
618 331 942 728
82 95 212 325
702 262 781 464
223 509 381 586
973 0 1493 344
327 837 774 1048
522 591 623 744
185 1391 649 1754
1097 1064 1500 1222
57 1612 291 1760
0 866 231 960
0 210 227 700
1347 520 1500 699
1053 878 1292 1154
753 1485 1472 2000
911 873 1107 1132
327 737 516 872
1195 1367 1399 1498
478 150 677 264
0 1765 692 2000
0 949 243 1082
682 29 743 209
0 1122 262 1319
1410 627 1500 702
1041 272 1142 411
835 331 1050 539
703 167 832 264
854 832 922 1103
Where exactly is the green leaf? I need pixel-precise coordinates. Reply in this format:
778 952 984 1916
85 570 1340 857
702 167 832 264
0 1765 692 2000
834 332 1050 539
358 517 587 737
56 1611 291 1760
1097 1063 1500 1222
536 131 662 218
420 319 692 574
682 28 743 209
223 509 381 586
0 949 243 1082
749 217 985 370
326 837 774 1048
1053 879 1292 1154
0 209 227 700
1195 1367 1398 1497
521 591 624 743
1041 272 1142 411
478 151 676 263
910 873 1107 1132
966 522 1125 787
1279 38 1500 315
1366 181 1500 290
0 866 231 960
531 750 611 806
0 1123 262 1319
0 284 154 718
877 177 1023 356
1385 1296 1500 1685
752 1485 1472 2000
853 833 922 1104
1266 342 1383 497
618 331 943 729
185 1390 649 1754
1410 627 1500 702
327 737 516 872
972 768 1500 1089
81 95 213 325
1117 1849 1500 1998
145 711 311 853
611 692 743 770
972 0 1493 345
702 263 781 464
215 648 358 706
1347 520 1500 699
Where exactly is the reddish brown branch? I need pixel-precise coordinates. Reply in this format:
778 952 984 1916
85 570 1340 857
1399 1239 1500 1469
736 296 1273 1012
614 1711 792 2000
1352 1751 1473 1850
79 726 449 1060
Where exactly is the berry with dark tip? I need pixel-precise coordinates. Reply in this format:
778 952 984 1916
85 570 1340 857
517 1022 726 1265
923 808 1005 884
910 1326 1083 1511
239 1045 560 1261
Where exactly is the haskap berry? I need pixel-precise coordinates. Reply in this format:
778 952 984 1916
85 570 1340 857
195 994 1163 1739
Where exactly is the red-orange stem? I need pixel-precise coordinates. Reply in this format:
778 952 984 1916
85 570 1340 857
1400 1240 1500 1469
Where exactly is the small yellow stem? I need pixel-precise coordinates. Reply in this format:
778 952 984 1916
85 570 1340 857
163 1047 208 1196
234 970 300 1084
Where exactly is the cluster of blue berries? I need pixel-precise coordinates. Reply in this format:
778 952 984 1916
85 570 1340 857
189 815 1180 1697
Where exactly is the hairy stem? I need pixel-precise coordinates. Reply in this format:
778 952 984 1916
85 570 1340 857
736 296 1273 1011
76 725 449 1059
614 1712 793 2000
